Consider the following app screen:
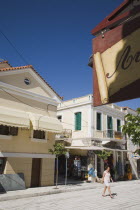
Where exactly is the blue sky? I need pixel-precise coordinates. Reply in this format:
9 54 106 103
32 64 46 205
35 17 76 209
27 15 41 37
0 0 139 110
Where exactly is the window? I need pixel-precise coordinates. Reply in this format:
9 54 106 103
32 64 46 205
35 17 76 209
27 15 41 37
0 125 18 136
0 158 6 174
117 119 121 132
57 115 62 122
96 112 102 130
107 116 113 130
75 112 81 131
24 78 31 85
33 130 46 140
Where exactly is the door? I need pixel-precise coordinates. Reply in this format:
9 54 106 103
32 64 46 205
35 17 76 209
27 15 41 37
107 116 113 138
31 158 41 187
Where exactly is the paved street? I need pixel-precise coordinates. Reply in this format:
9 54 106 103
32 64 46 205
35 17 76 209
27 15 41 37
0 182 140 210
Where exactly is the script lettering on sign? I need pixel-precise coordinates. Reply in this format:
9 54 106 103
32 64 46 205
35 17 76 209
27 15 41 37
106 45 140 79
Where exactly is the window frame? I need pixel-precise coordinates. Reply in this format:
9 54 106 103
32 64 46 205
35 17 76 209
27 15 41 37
107 115 113 130
0 125 18 137
31 130 47 143
57 115 62 122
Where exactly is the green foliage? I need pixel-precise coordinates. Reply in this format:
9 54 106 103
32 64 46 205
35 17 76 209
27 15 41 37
94 150 112 160
135 149 140 155
49 142 68 157
122 108 140 146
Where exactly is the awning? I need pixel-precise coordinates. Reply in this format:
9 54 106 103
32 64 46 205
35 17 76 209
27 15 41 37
0 106 30 128
28 113 63 133
66 146 128 152
66 146 104 151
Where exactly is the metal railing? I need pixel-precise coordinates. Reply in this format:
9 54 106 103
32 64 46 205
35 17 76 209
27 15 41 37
55 129 72 140
103 130 124 139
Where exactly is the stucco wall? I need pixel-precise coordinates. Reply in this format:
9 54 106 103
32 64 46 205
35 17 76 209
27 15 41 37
0 72 52 98
0 128 55 154
4 157 32 188
57 94 126 141
58 104 91 139
0 90 57 117
93 106 125 139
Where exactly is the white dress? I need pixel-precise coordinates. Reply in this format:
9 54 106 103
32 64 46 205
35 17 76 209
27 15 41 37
103 171 111 186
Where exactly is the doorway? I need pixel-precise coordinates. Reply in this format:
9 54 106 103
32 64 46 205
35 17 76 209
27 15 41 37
137 159 140 179
31 158 41 187
107 116 113 138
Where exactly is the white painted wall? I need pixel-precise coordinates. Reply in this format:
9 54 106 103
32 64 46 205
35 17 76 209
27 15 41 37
57 94 126 140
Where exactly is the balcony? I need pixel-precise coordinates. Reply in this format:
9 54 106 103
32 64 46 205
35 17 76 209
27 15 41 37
103 130 124 139
55 129 72 140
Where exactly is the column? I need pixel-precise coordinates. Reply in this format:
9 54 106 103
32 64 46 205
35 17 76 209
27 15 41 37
95 154 97 169
113 151 116 168
121 151 124 176
113 151 117 180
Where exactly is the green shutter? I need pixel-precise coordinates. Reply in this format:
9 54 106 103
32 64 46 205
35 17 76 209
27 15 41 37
75 112 81 130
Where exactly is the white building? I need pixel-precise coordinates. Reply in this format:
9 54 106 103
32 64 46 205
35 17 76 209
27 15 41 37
57 94 130 180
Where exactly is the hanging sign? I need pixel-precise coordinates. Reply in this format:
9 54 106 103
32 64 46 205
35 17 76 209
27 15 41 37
91 0 140 106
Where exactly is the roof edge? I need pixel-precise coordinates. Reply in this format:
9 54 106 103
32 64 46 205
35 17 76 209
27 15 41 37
0 65 63 100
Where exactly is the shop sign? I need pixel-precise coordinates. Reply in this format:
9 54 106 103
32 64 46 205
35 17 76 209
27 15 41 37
91 0 140 106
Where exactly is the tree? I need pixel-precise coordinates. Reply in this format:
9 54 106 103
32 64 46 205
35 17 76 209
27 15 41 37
49 142 68 188
122 108 140 146
94 150 112 161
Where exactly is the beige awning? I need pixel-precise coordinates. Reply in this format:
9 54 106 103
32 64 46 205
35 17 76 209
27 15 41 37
66 146 128 152
0 106 30 128
66 146 104 151
28 113 63 133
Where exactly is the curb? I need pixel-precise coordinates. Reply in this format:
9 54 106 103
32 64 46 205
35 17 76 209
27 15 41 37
0 185 102 202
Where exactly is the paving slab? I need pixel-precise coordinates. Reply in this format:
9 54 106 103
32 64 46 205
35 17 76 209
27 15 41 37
0 180 139 202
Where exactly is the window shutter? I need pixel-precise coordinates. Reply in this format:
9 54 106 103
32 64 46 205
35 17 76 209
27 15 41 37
75 112 81 130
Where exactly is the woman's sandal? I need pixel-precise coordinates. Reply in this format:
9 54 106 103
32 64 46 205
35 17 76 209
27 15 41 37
102 195 106 197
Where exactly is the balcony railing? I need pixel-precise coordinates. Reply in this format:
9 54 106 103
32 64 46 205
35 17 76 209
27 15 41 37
55 129 72 140
103 130 124 139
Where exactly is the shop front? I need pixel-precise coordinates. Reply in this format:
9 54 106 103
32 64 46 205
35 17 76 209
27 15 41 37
58 154 88 182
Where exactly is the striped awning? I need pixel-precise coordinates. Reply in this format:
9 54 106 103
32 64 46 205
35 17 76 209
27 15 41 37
28 113 63 133
0 106 30 128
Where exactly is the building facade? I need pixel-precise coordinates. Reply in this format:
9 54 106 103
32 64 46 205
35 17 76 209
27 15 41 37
57 94 133 181
123 107 140 179
0 61 62 188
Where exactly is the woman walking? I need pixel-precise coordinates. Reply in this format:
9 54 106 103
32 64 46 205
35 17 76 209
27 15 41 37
102 166 113 198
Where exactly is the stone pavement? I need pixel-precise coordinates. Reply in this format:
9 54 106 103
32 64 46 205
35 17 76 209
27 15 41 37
0 180 140 210
0 181 101 202
0 180 140 202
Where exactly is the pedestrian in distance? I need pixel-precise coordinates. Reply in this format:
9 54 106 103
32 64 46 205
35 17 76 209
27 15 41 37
102 166 113 198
